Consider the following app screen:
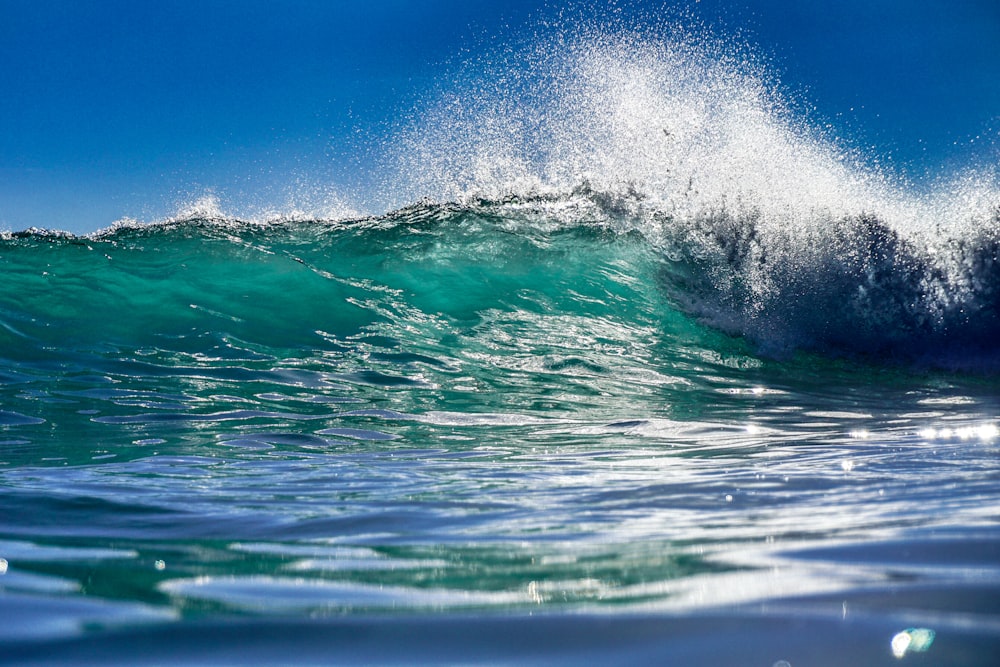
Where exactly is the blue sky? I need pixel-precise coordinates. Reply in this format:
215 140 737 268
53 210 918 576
1 0 997 234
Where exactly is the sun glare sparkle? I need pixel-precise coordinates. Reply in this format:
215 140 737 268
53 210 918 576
891 628 935 658
920 423 997 442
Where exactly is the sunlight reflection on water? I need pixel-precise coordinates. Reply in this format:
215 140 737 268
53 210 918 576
891 627 936 658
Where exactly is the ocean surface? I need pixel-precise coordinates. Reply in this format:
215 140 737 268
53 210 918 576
2 22 1000 666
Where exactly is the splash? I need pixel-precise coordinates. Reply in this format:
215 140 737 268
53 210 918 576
388 17 884 216
94 190 362 239
385 14 1000 367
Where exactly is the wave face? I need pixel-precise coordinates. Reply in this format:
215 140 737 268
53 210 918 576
0 205 731 404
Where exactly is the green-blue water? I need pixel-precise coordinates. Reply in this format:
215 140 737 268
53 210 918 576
1 198 999 664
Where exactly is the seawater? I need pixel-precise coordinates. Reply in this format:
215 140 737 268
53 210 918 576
2 20 999 667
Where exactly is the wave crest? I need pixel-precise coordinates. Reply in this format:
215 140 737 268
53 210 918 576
654 198 1000 368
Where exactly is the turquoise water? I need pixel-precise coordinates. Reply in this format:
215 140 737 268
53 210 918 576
1 200 999 665
2 22 1000 665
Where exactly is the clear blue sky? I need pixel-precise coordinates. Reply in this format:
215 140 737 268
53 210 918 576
1 0 997 234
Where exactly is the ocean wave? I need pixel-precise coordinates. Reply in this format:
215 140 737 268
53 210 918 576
3 188 998 372
4 18 998 371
